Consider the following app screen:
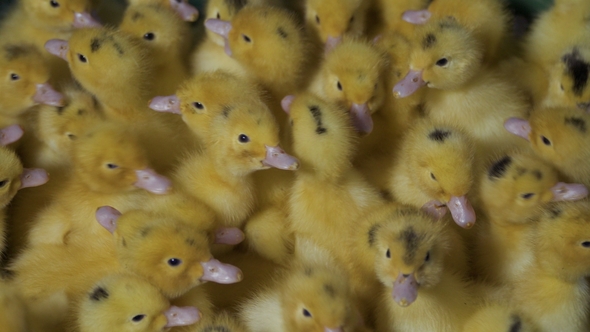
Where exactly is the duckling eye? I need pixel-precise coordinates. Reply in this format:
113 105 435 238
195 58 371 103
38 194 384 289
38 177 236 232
541 136 552 146
0 179 8 188
315 15 320 24
425 251 430 262
216 12 220 19
521 193 535 199
302 309 312 317
9 73 19 81
106 163 118 169
560 84 565 91
167 258 182 266
238 134 250 143
436 58 448 67
192 102 204 110
430 172 436 181
386 248 390 258
242 34 251 43
143 32 155 41
337 81 342 91
581 241 590 248
131 314 145 322
349 16 354 23
49 0 60 7
77 54 87 63
67 133 76 140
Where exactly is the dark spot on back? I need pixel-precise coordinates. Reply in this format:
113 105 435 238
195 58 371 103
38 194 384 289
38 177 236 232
399 227 420 264
565 117 587 133
90 287 109 301
222 105 232 118
277 27 288 39
427 129 450 142
422 33 436 49
368 223 381 246
132 11 143 21
562 49 590 96
488 156 512 180
532 170 542 180
509 315 522 332
323 283 336 298
3 44 30 61
90 38 101 52
308 105 327 135
202 326 231 332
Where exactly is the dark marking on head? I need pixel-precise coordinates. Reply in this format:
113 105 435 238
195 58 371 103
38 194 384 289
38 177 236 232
91 95 100 108
185 238 196 247
399 227 420 264
223 0 246 13
304 267 313 276
56 106 65 115
112 43 124 56
380 189 393 202
422 33 437 49
277 27 288 39
202 326 231 332
488 156 512 180
323 284 336 298
121 237 127 248
368 223 381 246
89 287 109 301
516 167 526 177
562 49 590 96
132 11 143 21
547 205 562 219
438 16 457 29
308 105 327 135
427 129 450 142
532 170 542 180
222 105 232 118
77 109 86 116
509 315 522 332
140 227 152 237
90 38 101 52
565 117 587 133
3 44 30 61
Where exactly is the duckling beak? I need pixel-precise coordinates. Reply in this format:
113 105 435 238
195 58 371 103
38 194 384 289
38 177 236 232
0 124 24 146
392 272 418 307
134 169 172 195
263 145 300 171
447 195 476 229
149 95 181 114
169 0 199 22
350 103 373 135
164 306 201 327
421 200 448 220
550 182 589 202
402 9 432 24
205 19 232 56
19 168 49 190
504 118 531 141
33 83 65 107
325 36 342 54
199 258 243 284
72 12 102 28
95 206 122 234
393 69 425 98
214 227 245 245
324 327 344 332
44 39 69 61
281 95 296 114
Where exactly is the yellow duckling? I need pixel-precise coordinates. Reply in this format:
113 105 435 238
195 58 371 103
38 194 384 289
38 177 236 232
475 152 588 285
544 46 590 112
119 3 193 96
0 278 28 332
188 311 248 332
127 0 200 22
462 305 538 332
305 0 370 45
74 274 201 332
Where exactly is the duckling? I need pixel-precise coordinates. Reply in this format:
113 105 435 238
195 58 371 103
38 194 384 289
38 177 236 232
511 201 590 332
462 305 538 332
394 17 530 157
240 237 367 332
0 279 28 332
189 311 248 332
305 0 370 44
119 3 192 96
368 204 474 332
543 46 590 111
0 43 65 128
474 152 588 285
505 106 590 186
74 274 200 332
389 119 476 229
127 0 200 22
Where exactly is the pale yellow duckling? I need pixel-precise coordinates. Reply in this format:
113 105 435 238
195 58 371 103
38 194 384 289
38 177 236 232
543 46 590 112
187 311 248 332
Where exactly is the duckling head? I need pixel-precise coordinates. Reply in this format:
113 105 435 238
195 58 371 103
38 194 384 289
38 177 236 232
72 123 170 195
0 43 64 116
22 0 101 30
78 274 200 332
368 205 448 307
552 47 590 112
204 0 246 46
393 17 483 97
96 208 243 299
119 4 191 66
306 0 364 43
283 93 355 177
319 37 387 135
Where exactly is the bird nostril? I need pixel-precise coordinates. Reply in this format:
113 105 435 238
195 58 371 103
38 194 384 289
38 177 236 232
402 274 410 278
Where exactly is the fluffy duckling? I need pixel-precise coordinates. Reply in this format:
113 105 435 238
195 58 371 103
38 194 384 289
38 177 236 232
0 279 28 332
74 274 200 332
475 152 588 285
188 312 248 332
511 201 590 331
544 46 590 111
394 17 529 157
119 3 192 96
305 0 370 45
240 237 367 332
505 106 590 186
462 305 538 332
127 0 200 22
368 204 474 332
389 119 476 229
0 43 65 128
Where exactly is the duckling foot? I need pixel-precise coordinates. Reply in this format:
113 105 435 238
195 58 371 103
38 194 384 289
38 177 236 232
448 195 476 229
392 273 418 307
200 258 243 284
0 124 23 146
551 182 589 201
402 10 432 25
164 306 201 327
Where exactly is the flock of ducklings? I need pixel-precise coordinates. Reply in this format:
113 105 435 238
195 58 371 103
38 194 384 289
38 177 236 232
1 0 590 331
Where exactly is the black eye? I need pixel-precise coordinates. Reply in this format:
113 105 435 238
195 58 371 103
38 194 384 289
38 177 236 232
430 173 436 181
302 309 312 317
315 15 320 24
521 193 535 199
78 54 87 63
560 84 564 91
106 163 118 169
216 12 220 19
143 32 155 41
436 58 448 67
386 248 390 258
50 0 60 7
349 16 354 23
541 136 551 146
167 258 182 266
0 179 7 188
10 73 19 81
192 102 204 110
238 134 250 143
425 251 430 262
131 314 145 322
67 133 76 140
242 34 251 42
582 241 590 248
337 81 342 91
